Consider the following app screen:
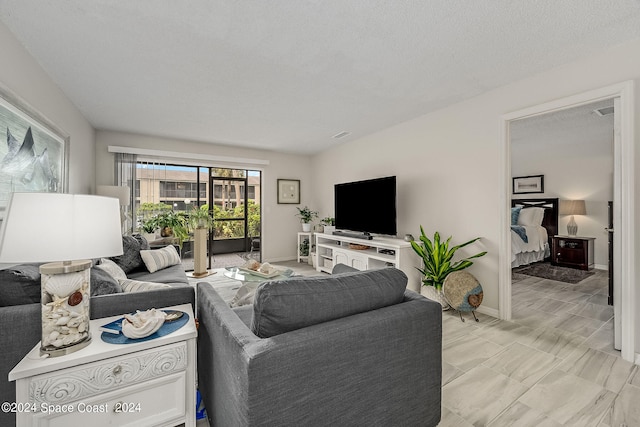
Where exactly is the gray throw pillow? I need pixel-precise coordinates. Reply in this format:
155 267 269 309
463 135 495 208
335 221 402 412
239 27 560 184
90 267 123 296
110 235 149 274
251 268 407 338
0 264 42 306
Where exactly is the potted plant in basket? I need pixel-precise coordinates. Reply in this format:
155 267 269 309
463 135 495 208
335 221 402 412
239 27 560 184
410 226 487 309
155 211 189 249
296 206 318 232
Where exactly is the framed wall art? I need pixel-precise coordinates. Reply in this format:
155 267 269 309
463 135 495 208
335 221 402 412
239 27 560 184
512 175 544 194
0 88 69 219
277 179 300 204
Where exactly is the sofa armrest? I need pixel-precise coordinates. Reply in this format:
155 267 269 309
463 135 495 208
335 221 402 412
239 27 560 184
91 286 195 319
0 303 40 427
197 282 442 427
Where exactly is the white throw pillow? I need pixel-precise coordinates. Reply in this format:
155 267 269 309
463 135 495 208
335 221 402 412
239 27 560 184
96 258 127 280
140 245 181 273
117 278 171 293
230 282 259 308
517 207 545 227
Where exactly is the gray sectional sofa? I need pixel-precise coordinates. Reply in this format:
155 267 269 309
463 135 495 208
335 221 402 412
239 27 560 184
197 265 443 427
0 235 194 427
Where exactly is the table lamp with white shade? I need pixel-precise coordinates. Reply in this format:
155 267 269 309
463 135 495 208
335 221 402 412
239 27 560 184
0 193 123 357
560 199 587 236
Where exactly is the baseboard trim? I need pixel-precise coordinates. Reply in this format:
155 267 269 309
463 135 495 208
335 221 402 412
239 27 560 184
476 305 500 319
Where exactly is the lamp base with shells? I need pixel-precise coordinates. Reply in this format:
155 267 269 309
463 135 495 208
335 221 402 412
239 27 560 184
40 260 92 357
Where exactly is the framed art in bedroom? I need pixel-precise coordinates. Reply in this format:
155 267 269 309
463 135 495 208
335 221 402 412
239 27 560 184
0 87 69 220
512 175 544 194
277 179 300 204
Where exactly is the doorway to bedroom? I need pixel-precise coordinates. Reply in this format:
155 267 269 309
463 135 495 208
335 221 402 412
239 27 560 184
500 81 635 363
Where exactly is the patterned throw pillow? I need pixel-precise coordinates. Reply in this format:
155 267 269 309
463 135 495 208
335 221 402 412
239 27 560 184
95 258 127 280
140 245 181 273
117 278 171 293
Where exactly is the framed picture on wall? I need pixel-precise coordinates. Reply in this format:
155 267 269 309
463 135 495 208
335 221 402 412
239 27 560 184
0 87 69 219
277 179 300 204
513 175 544 194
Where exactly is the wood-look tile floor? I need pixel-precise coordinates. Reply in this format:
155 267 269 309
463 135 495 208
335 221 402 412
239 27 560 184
440 269 638 427
195 263 638 426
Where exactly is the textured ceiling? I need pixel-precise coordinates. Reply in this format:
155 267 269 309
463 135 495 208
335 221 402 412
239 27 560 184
511 99 615 157
1 1 639 154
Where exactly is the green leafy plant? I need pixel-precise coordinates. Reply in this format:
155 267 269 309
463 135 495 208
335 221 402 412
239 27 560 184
187 204 214 231
155 211 189 248
296 206 318 224
140 216 158 234
321 217 335 226
410 226 487 290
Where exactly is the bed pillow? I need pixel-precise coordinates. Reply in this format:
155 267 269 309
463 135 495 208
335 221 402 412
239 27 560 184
517 207 545 226
140 245 181 273
511 206 522 225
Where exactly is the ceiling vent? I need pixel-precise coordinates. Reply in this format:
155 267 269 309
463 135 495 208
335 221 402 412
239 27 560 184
332 131 351 139
593 106 614 116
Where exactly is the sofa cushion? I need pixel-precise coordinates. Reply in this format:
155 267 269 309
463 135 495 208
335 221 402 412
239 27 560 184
0 264 41 306
140 245 181 273
251 268 407 338
110 235 149 274
128 263 189 286
117 278 171 293
331 263 359 275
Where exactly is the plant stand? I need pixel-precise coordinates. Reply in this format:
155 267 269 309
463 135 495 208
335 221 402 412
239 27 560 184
420 286 450 311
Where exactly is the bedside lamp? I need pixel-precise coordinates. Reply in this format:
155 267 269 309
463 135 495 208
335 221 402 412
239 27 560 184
560 200 586 236
0 193 123 357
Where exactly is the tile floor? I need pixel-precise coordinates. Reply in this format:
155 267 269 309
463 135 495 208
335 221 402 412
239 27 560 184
195 263 639 426
440 268 638 427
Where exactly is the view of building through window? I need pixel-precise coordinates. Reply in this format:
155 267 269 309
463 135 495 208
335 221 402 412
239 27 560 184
135 162 261 263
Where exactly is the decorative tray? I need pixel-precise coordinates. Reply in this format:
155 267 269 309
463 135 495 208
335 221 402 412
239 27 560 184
100 310 189 345
237 267 282 278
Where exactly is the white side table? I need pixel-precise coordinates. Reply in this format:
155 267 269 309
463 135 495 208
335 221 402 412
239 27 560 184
9 303 197 427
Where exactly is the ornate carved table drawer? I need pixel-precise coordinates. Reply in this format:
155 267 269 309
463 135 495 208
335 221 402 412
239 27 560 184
9 304 197 427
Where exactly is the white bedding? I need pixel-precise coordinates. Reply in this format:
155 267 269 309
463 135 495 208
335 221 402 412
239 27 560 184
511 225 549 267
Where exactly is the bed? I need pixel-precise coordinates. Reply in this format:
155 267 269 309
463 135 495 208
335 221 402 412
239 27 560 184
510 198 558 268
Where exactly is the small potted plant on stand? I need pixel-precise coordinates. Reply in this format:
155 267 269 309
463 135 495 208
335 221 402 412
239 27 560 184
410 226 487 310
296 206 318 232
321 217 335 234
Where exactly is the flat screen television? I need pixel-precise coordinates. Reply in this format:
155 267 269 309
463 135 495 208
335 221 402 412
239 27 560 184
334 176 397 237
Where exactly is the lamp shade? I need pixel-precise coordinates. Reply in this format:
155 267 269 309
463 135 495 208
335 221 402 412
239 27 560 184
96 185 130 207
559 200 586 216
0 193 123 263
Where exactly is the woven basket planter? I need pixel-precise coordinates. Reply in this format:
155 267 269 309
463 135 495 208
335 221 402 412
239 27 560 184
420 285 450 311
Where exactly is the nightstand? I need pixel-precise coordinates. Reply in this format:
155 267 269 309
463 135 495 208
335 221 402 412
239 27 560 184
9 303 197 427
551 235 595 270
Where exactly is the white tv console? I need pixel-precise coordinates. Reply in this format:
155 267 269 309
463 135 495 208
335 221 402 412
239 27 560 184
314 233 420 292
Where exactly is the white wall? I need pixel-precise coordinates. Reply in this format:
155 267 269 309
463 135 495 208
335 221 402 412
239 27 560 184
512 137 613 269
311 39 640 352
95 130 313 262
0 21 95 194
